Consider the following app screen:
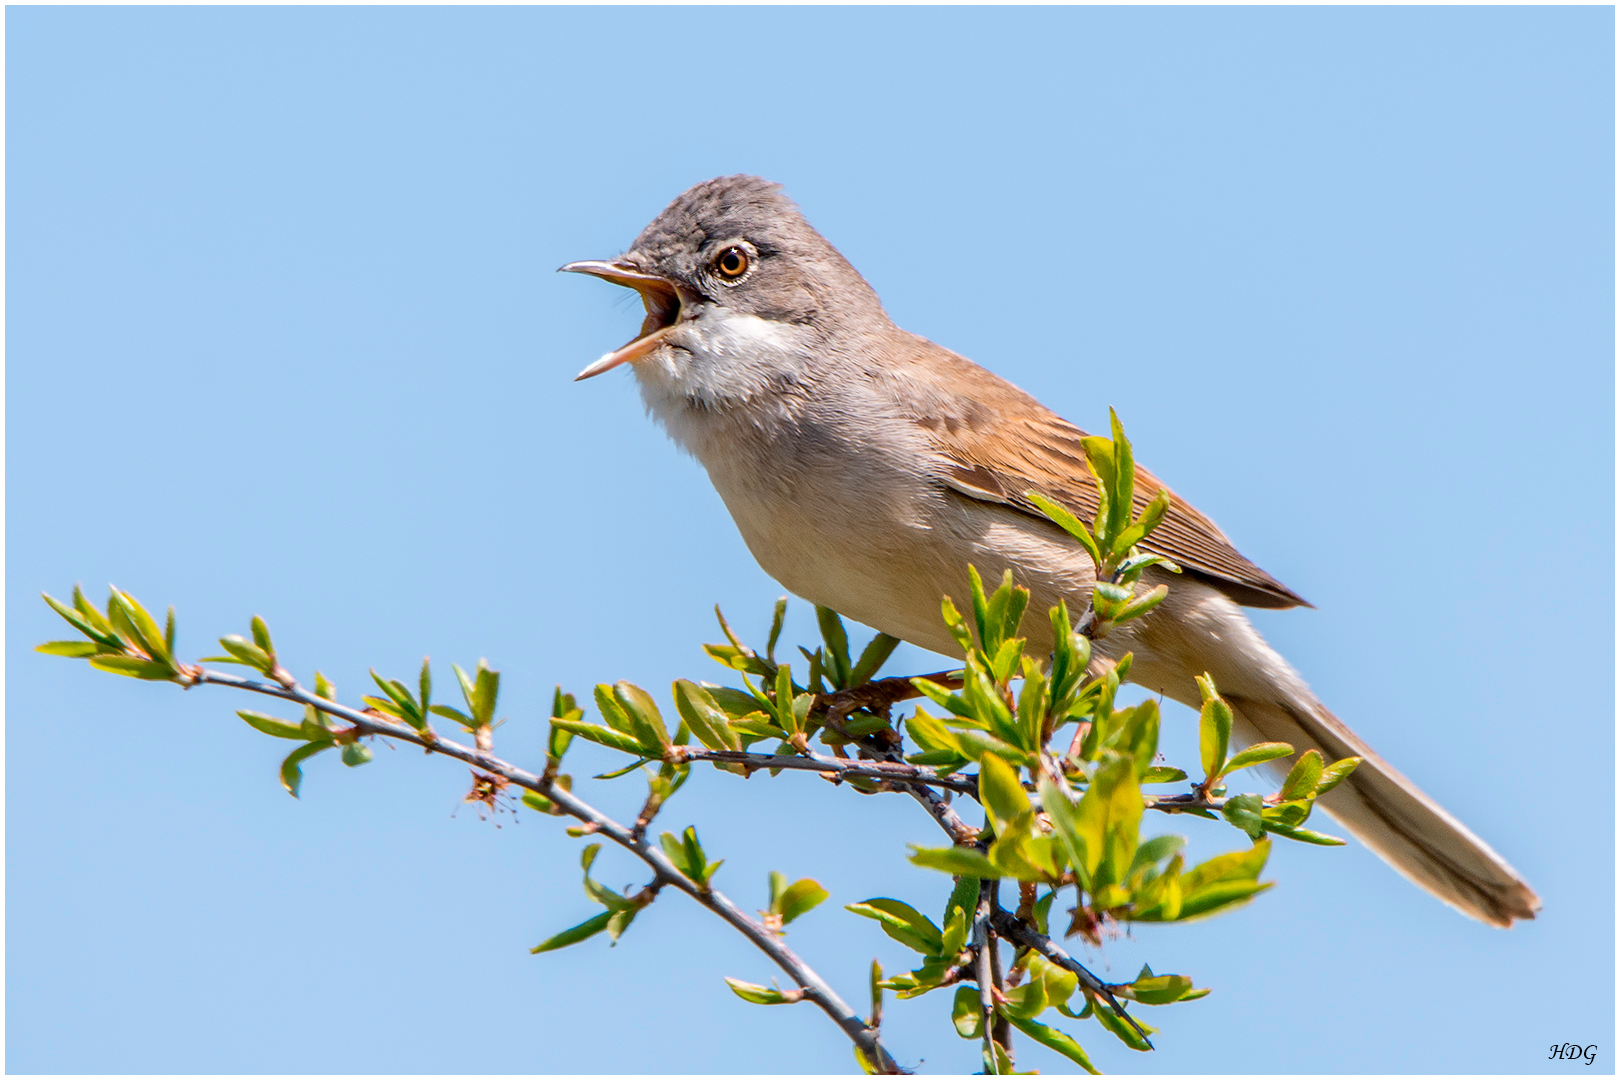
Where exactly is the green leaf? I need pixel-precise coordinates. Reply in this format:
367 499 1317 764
42 590 122 649
941 903 970 957
1038 776 1088 887
592 684 633 735
1197 674 1231 780
989 828 1059 883
952 985 984 1039
454 662 479 715
1224 741 1295 775
844 898 944 955
1000 970 1049 1019
869 959 884 1026
999 578 1029 648
659 831 692 878
550 717 650 757
71 585 114 630
768 870 787 910
800 646 826 694
1263 797 1314 828
1092 997 1155 1051
1134 489 1171 544
1142 765 1188 784
1279 749 1325 801
1127 833 1187 877
1174 878 1273 920
1180 838 1271 892
1079 751 1142 890
1315 756 1362 795
906 710 966 758
279 739 333 798
110 588 172 666
1033 889 1056 937
88 655 176 680
944 873 981 931
369 670 420 723
766 596 788 662
471 661 500 728
673 679 741 751
939 596 975 654
1113 584 1169 624
530 910 612 953
1008 1014 1099 1073
341 741 374 767
1120 973 1194 1005
1027 491 1102 567
908 845 1002 880
664 826 719 887
36 641 101 658
522 789 559 815
213 634 273 672
238 710 307 740
910 677 977 721
967 564 993 653
850 632 900 687
549 692 579 759
772 663 800 736
1105 407 1135 540
591 758 652 781
729 714 788 741
249 614 275 658
978 753 1031 834
815 606 852 689
1028 953 1078 1011
609 682 669 751
778 879 829 925
723 977 797 1005
606 905 640 943
1263 822 1347 846
1112 698 1161 779
429 703 475 726
981 570 1017 658
1221 793 1267 840
703 683 769 719
1080 435 1116 542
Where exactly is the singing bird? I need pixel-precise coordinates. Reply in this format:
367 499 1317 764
562 175 1539 927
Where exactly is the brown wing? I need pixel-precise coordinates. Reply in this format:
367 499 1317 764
884 334 1309 610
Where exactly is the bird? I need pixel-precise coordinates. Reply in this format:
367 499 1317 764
561 174 1540 927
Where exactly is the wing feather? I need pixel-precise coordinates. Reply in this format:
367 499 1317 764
884 336 1308 610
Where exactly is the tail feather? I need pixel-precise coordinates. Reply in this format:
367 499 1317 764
1225 691 1541 927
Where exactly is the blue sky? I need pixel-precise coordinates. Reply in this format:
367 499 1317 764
7 6 1613 1073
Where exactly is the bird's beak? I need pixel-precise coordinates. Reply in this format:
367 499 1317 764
559 259 683 381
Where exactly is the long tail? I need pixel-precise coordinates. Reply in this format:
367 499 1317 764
1223 689 1541 927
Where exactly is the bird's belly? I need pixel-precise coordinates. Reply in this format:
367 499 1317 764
705 462 1104 662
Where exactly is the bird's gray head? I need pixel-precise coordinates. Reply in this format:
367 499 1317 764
562 176 888 386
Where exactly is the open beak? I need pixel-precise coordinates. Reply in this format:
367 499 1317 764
559 259 682 380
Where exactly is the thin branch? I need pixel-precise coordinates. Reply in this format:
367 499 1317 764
1144 792 1226 814
676 747 978 797
972 888 999 1074
985 883 1012 1059
815 670 962 725
989 908 1152 1048
187 667 901 1074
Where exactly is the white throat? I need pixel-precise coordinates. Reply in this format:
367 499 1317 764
632 304 814 452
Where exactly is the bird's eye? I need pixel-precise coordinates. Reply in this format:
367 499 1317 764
715 246 749 280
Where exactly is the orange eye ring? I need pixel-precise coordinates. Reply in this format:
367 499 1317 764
715 246 750 280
